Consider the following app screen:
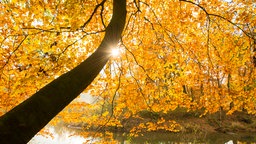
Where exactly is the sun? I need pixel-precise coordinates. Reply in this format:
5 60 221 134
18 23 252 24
110 48 120 57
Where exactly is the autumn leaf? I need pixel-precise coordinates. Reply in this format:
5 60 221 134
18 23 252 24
0 0 255 142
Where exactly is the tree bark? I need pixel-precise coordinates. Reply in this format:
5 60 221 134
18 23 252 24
0 0 126 143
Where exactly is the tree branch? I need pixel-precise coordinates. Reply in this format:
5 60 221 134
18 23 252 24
179 0 254 40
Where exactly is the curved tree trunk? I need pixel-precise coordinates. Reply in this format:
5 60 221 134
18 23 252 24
0 0 126 143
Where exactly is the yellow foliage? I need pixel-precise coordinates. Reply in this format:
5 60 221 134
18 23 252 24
0 0 256 141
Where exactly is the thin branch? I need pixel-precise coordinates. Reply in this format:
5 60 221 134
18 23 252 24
49 0 61 25
56 30 105 60
23 0 107 32
100 3 107 29
125 51 153 110
0 35 28 71
133 0 141 11
80 0 107 29
121 40 154 83
95 63 122 135
209 13 252 39
22 27 71 32
111 65 122 116
179 0 253 39
206 14 214 69
124 8 140 34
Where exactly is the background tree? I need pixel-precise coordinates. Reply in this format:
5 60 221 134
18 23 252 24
0 0 255 143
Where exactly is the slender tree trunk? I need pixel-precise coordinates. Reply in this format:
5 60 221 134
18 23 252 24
0 0 126 143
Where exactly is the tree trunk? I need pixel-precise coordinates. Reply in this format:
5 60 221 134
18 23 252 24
0 0 126 143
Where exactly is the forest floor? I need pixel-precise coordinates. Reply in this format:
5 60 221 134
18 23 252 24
68 108 256 142
167 109 256 134
117 108 256 142
121 108 256 134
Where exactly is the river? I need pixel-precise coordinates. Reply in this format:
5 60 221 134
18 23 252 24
28 125 256 144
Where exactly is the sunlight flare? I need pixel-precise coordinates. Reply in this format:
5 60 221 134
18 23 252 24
110 48 120 57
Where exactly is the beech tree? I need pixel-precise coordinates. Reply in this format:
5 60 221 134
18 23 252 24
0 0 126 143
0 0 255 143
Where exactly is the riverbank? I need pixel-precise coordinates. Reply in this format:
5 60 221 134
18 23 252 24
115 109 256 143
67 108 256 143
126 109 256 134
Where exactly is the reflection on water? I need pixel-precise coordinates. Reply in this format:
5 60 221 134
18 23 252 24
114 131 256 144
28 125 97 144
28 125 256 144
